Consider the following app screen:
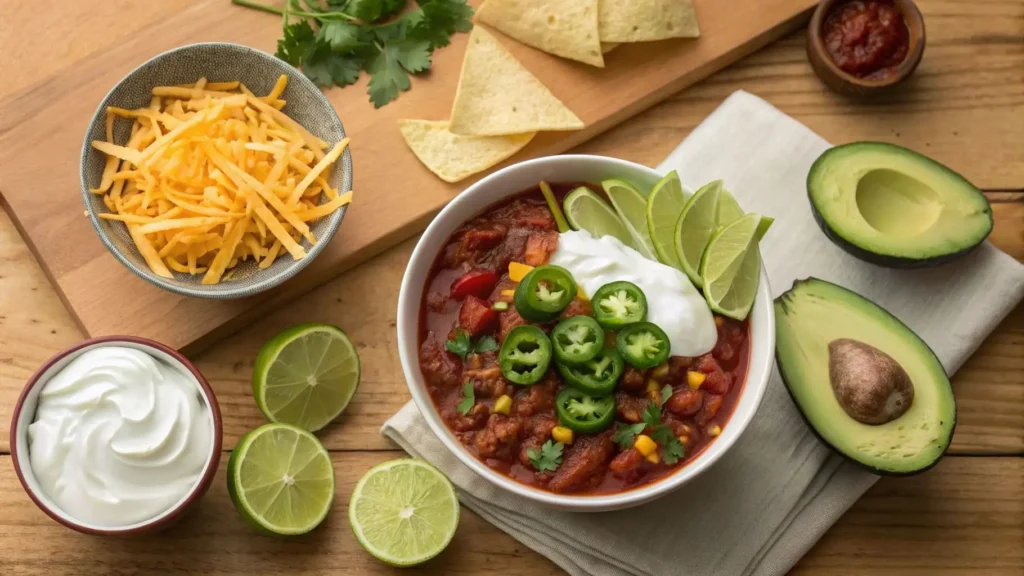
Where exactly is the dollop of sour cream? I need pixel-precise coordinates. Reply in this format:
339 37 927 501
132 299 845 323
28 346 212 527
549 230 717 357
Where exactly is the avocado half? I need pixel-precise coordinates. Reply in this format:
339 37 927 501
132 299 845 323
808 142 993 268
774 278 956 475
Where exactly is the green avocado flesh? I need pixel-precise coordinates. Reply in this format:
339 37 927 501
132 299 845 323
775 278 955 475
808 142 992 266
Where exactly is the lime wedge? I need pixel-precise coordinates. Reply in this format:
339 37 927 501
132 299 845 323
699 213 763 321
716 188 745 226
228 423 335 535
645 171 687 269
755 215 774 240
673 180 725 287
253 323 360 433
563 186 636 248
601 179 657 259
349 459 460 567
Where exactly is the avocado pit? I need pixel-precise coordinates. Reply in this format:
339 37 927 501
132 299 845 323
828 338 913 425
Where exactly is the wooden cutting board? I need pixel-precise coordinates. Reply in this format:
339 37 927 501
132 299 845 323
0 0 816 352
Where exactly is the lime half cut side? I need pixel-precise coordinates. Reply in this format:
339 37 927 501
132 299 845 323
253 323 360 432
699 213 763 321
673 180 723 287
645 170 687 269
349 459 460 567
563 186 637 249
602 179 657 259
228 423 335 536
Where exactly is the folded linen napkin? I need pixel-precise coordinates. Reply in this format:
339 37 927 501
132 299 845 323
383 91 1024 576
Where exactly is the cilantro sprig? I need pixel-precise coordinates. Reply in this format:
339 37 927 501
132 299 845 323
445 331 498 360
233 0 473 107
611 403 686 464
526 440 564 473
456 382 474 415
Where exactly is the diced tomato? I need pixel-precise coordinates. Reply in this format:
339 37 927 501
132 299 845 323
450 270 499 301
459 296 498 336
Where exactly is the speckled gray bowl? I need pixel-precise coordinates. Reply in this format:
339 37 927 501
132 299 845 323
80 42 352 299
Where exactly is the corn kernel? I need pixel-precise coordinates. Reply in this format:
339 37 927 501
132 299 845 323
679 435 690 445
493 395 512 415
708 425 722 437
552 426 574 444
500 289 515 297
634 434 657 457
509 262 534 282
687 371 706 389
715 316 724 327
645 452 660 464
651 363 670 380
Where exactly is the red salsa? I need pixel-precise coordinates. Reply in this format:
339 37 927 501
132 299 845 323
823 0 910 80
417 183 750 495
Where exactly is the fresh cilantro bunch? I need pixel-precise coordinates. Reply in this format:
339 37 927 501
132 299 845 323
233 0 473 108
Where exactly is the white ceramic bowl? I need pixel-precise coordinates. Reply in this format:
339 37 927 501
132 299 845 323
10 336 223 535
398 155 774 511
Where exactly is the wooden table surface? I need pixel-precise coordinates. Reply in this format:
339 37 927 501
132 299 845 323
1 1 1021 575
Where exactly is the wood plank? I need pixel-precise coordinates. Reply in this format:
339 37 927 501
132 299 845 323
0 0 818 351
0 454 1018 575
792 457 1024 576
2 197 1022 454
577 0 1024 190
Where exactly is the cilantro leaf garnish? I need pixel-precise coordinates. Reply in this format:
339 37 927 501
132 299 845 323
474 336 499 353
660 384 673 407
526 440 563 473
456 382 474 415
234 0 474 107
445 330 472 359
612 422 646 450
640 401 686 465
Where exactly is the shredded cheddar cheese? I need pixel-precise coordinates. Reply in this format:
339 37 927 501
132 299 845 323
90 75 351 284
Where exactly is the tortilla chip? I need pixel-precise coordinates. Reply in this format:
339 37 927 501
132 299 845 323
599 0 700 43
602 42 620 54
398 120 535 183
476 0 604 68
448 27 584 136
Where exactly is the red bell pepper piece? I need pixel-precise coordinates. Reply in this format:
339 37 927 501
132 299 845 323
459 296 497 337
450 269 499 301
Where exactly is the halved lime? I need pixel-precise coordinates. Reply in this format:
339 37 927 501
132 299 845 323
673 180 724 287
228 423 335 536
699 213 763 321
645 171 687 269
253 323 360 432
563 186 636 248
601 179 657 259
349 459 460 567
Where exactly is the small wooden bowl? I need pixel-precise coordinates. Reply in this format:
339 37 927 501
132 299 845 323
807 0 926 96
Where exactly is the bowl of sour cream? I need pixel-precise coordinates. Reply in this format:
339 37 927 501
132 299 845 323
10 336 222 535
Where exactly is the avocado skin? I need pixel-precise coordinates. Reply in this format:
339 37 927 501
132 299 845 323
807 142 993 269
808 199 986 269
774 278 957 476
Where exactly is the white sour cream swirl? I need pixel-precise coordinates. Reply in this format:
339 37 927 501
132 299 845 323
28 346 212 527
549 230 718 357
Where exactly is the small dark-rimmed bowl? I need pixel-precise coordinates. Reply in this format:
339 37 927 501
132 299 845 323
10 336 223 535
80 42 353 299
807 0 926 96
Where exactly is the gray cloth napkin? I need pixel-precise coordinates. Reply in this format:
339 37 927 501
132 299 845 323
383 91 1024 576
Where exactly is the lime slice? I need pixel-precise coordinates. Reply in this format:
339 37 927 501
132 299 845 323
253 323 360 432
228 423 335 535
349 459 460 567
716 188 745 226
645 170 687 269
699 213 763 321
562 186 636 248
673 180 724 287
601 179 657 259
